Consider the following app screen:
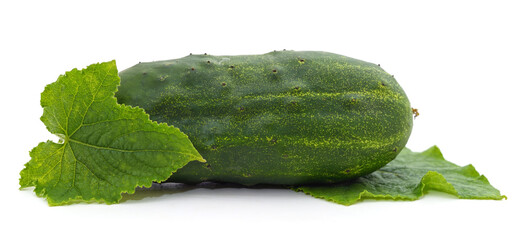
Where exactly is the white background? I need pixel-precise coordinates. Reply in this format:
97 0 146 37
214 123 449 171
1 0 516 239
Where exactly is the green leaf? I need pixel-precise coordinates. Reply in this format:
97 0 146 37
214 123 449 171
293 146 506 206
20 61 204 205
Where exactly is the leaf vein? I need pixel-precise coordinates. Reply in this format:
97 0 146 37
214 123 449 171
68 138 198 158
106 129 171 147
51 143 66 189
65 84 80 135
68 64 114 138
68 143 115 187
39 146 65 180
50 108 66 133
81 117 139 127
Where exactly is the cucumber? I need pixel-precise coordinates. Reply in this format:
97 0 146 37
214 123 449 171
116 51 413 185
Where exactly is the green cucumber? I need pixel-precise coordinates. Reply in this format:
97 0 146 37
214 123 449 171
116 51 413 185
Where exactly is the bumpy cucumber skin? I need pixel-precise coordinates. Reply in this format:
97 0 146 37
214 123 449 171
116 51 413 185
